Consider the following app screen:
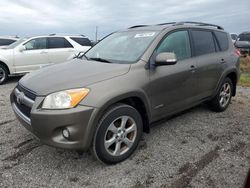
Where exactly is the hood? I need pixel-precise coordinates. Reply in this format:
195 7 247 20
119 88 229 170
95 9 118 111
19 59 130 96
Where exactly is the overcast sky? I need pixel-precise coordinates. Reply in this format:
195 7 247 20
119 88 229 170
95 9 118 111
0 0 249 40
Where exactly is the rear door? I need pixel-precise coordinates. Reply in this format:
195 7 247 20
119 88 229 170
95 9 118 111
190 29 224 99
47 37 76 64
14 37 49 73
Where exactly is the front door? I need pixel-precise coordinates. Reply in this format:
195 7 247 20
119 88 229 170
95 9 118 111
149 30 197 120
14 37 49 73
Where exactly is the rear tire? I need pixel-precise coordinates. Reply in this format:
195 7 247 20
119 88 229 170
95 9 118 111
0 65 8 85
208 77 233 112
93 103 143 164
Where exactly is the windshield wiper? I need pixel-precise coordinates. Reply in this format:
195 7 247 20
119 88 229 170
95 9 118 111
74 52 88 60
89 57 112 63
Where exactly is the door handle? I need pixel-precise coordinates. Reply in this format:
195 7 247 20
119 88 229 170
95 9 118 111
220 58 226 64
40 51 48 54
190 65 196 72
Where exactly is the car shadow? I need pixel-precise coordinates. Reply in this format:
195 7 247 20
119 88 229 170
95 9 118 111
7 76 23 84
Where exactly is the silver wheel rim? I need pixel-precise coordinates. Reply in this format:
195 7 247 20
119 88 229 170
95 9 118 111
0 68 6 83
219 83 231 108
104 116 137 156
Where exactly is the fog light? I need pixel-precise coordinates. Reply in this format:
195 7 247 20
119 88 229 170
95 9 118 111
62 128 70 139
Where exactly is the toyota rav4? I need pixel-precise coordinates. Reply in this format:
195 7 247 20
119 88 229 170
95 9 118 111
11 22 240 164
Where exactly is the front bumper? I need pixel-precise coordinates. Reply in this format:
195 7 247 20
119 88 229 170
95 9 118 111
10 90 96 151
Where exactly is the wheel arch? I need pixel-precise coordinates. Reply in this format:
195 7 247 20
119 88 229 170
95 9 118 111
226 72 237 96
215 69 239 97
84 93 151 151
0 60 10 75
96 93 151 134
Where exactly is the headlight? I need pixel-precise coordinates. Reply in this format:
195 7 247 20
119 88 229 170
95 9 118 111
42 88 90 109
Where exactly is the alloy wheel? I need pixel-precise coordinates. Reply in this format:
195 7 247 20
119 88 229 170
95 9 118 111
219 83 231 108
104 116 137 156
0 67 6 83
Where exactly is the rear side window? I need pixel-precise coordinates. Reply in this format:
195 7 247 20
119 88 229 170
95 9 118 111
191 30 216 56
214 31 229 51
0 39 16 46
48 37 73 49
156 30 191 61
70 37 92 46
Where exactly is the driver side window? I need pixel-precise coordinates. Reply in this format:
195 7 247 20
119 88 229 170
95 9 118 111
156 31 191 61
25 38 47 50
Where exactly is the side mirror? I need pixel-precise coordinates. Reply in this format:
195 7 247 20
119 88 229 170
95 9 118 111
155 52 177 66
19 45 26 52
235 41 250 49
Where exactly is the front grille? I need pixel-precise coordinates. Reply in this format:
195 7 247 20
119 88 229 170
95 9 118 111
13 96 32 118
13 84 36 118
16 84 36 100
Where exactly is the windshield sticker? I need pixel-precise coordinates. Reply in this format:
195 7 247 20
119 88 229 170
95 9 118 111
134 32 155 38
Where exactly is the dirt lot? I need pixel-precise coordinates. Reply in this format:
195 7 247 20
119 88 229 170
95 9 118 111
0 77 250 188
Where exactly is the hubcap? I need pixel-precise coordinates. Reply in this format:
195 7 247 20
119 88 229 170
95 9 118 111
219 83 231 108
104 116 137 156
0 68 6 83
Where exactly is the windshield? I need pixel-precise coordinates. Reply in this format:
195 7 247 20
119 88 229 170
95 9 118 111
85 31 159 64
6 38 27 49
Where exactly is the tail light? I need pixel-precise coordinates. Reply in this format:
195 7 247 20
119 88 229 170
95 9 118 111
234 48 241 56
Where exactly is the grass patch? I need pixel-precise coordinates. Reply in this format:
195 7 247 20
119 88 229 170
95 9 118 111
240 74 250 87
240 57 250 87
240 57 250 73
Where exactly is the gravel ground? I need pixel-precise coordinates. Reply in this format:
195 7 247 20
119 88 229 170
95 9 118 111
0 77 250 188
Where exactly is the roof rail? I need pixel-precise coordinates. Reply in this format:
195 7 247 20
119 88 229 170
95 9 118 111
49 33 86 37
156 22 177 26
129 23 177 29
129 21 224 30
128 25 149 29
174 21 224 30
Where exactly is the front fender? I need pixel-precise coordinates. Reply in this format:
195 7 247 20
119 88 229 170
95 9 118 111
79 90 151 149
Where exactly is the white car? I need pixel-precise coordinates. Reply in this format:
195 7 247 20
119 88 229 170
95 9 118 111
0 34 92 84
0 37 19 49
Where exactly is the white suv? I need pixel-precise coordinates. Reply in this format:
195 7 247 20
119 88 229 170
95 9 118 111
0 34 92 84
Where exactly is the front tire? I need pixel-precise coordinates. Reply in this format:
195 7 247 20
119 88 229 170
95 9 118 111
208 77 233 112
0 65 8 85
93 104 143 164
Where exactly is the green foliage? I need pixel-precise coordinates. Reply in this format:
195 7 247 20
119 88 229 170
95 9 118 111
240 57 250 87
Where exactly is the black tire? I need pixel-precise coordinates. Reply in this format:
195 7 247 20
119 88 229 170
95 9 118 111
93 103 143 164
0 65 8 85
208 77 233 112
